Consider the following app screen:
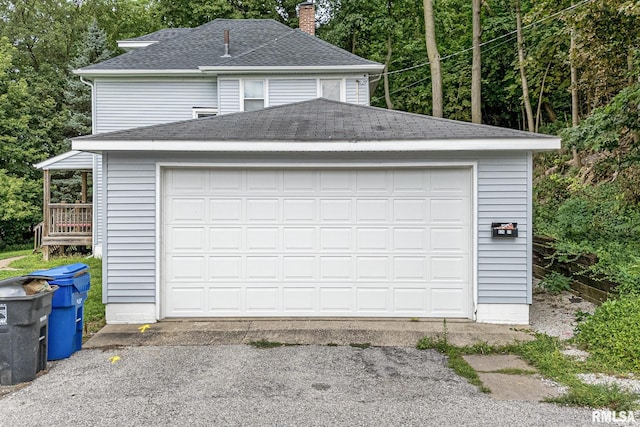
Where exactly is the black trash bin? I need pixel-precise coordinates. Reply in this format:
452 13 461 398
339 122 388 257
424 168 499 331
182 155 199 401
0 276 57 385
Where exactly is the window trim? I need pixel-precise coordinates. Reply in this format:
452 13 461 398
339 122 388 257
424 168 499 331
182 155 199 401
318 78 345 102
192 108 218 119
241 79 267 111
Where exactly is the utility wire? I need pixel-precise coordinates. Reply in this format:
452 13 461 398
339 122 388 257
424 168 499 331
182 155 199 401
370 0 593 79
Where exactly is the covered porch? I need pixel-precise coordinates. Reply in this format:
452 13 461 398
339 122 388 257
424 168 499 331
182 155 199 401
34 151 94 260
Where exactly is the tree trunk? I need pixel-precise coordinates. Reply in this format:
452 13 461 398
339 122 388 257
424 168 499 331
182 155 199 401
383 34 394 110
423 0 443 117
570 22 579 126
535 61 552 133
471 0 482 123
543 102 557 123
516 0 534 132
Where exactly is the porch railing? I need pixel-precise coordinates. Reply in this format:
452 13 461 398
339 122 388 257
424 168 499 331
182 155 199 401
48 203 93 236
33 221 44 251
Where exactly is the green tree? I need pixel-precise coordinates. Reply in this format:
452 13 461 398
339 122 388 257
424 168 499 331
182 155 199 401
0 169 41 248
65 20 113 137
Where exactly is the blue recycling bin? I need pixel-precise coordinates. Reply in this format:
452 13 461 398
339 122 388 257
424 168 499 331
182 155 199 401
28 263 90 360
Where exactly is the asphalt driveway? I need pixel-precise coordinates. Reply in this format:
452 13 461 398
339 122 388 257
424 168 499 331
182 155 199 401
0 345 592 426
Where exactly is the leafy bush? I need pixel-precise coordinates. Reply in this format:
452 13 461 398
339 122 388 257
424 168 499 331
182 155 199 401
540 271 572 294
575 294 640 373
0 169 42 249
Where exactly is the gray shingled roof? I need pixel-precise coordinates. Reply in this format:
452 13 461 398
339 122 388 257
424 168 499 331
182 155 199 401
80 19 381 71
75 98 552 142
122 28 193 42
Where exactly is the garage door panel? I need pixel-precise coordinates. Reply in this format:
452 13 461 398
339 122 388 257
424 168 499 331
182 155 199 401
168 256 205 280
283 171 315 192
393 170 427 192
209 288 242 311
356 288 390 312
430 256 469 282
320 228 352 251
247 199 278 221
320 288 352 311
210 256 242 280
283 228 315 251
210 228 242 250
394 200 427 223
320 256 352 280
163 168 472 318
169 227 205 251
170 288 204 312
246 288 278 311
210 199 241 221
429 287 469 316
356 228 389 251
320 171 352 192
246 256 279 280
283 288 315 311
356 257 389 280
283 257 315 280
247 170 279 192
394 288 428 312
210 170 242 192
320 199 352 222
393 228 427 251
246 227 279 251
283 199 315 221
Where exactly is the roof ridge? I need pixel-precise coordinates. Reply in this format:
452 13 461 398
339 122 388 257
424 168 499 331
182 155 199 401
217 29 297 66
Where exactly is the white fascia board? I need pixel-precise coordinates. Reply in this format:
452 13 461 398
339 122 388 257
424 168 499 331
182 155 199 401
33 150 82 170
72 69 204 77
116 40 158 50
73 138 561 153
198 65 385 74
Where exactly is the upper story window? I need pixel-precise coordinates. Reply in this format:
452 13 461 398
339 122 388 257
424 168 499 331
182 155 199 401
320 79 342 101
192 108 218 118
243 80 265 111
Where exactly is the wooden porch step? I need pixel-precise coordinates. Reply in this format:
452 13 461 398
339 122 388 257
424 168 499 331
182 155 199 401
42 236 92 246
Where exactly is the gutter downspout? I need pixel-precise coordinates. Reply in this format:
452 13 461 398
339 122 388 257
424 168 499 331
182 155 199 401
79 76 100 259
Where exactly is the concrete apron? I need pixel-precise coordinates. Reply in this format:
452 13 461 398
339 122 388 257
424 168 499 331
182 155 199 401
84 319 534 349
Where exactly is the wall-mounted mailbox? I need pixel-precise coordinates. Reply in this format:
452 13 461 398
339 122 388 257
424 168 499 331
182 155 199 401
492 222 518 238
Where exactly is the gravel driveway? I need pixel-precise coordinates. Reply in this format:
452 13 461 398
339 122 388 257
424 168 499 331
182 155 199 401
0 345 593 426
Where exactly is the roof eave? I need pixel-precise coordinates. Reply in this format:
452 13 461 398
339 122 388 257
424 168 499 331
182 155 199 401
73 69 205 77
116 40 159 50
198 64 385 74
73 138 561 153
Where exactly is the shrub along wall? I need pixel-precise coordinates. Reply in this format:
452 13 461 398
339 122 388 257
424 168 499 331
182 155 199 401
533 235 617 305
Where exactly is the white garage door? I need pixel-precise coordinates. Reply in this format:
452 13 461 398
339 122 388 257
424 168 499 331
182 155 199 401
162 167 472 318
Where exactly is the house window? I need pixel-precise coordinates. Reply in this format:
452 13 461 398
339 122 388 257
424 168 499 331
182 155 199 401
243 80 265 111
320 79 342 101
192 108 218 118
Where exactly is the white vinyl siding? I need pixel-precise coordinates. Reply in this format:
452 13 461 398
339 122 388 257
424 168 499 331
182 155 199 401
269 79 317 106
94 78 217 133
218 79 240 115
105 155 156 303
103 151 530 307
346 79 369 105
42 151 94 170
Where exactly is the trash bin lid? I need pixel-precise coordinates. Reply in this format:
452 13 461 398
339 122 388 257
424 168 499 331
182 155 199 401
29 263 89 280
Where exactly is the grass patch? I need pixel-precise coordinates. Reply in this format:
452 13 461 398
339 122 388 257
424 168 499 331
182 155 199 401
349 343 371 349
248 339 288 348
0 248 32 261
0 252 104 336
417 335 490 393
417 331 639 411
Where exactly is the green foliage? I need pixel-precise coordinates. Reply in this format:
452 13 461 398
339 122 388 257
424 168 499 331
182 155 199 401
0 170 41 249
575 294 640 373
540 271 572 294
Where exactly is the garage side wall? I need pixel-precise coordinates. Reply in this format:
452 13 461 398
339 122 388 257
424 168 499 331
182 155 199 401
102 151 531 323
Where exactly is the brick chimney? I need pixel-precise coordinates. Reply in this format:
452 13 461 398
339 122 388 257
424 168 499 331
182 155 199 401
298 2 315 36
